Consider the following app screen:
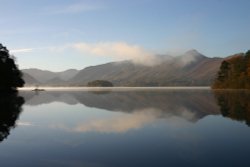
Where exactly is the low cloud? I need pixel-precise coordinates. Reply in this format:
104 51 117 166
10 48 35 54
16 121 33 126
10 42 199 67
72 42 161 66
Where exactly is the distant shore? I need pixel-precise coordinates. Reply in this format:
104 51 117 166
18 86 211 91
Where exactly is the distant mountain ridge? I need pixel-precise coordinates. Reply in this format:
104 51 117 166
21 50 224 86
69 50 223 86
22 72 40 86
22 68 79 86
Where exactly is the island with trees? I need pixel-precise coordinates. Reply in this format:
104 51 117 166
212 50 250 89
87 80 113 87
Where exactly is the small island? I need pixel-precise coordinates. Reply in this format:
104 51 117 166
32 85 45 92
32 88 45 92
87 80 113 87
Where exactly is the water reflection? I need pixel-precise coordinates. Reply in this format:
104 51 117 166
52 108 162 133
3 89 250 167
20 90 220 131
214 90 250 126
19 89 250 133
0 91 24 141
21 90 220 118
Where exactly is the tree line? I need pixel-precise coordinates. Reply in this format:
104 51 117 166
0 44 24 91
212 50 250 89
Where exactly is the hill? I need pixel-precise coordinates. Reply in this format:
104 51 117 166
22 68 79 85
21 50 224 87
22 72 40 86
69 50 222 86
212 50 250 89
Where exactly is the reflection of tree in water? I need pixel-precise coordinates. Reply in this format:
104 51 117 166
0 91 24 142
87 90 112 95
214 90 250 126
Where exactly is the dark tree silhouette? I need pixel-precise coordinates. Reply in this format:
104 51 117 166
217 61 230 82
0 91 24 142
213 91 250 126
0 44 24 90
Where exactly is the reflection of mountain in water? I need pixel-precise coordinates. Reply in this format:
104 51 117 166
21 91 78 106
214 90 250 126
20 89 220 122
0 91 24 142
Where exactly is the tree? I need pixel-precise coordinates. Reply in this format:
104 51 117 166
217 60 230 82
0 44 24 90
212 51 250 89
245 51 250 77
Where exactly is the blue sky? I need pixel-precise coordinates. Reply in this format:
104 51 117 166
1 0 250 71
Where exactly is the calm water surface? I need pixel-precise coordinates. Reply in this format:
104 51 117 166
0 88 250 167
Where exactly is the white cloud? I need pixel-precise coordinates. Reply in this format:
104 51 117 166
10 48 35 54
17 121 33 126
72 42 161 66
9 42 198 67
8 42 159 67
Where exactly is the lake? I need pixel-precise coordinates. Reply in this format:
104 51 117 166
0 88 250 167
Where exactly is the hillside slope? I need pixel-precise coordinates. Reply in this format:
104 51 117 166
69 50 222 86
21 50 223 87
22 68 79 85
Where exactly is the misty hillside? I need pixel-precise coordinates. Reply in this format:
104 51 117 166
69 50 223 86
22 68 79 85
22 72 40 86
21 50 223 86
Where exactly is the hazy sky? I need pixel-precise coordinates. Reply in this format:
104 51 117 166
1 0 250 71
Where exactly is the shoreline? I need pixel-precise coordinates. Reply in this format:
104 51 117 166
18 86 211 91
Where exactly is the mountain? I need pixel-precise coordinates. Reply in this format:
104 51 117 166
69 50 223 86
57 69 79 81
22 68 79 85
22 68 56 83
45 77 66 86
22 72 40 86
21 50 224 87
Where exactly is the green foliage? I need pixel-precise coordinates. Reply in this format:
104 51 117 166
0 44 24 90
87 80 113 87
212 51 250 89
